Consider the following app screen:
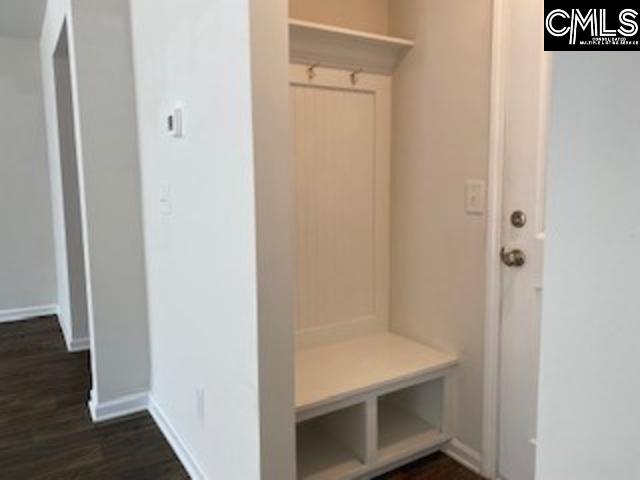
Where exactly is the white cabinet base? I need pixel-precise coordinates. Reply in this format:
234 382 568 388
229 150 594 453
295 333 457 479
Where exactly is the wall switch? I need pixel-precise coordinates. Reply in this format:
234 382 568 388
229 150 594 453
196 386 206 422
160 182 172 216
466 180 486 214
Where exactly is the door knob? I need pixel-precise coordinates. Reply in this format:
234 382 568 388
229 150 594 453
501 248 526 267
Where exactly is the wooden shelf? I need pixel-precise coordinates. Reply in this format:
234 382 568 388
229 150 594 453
297 421 364 480
289 19 414 75
296 333 457 417
378 402 449 462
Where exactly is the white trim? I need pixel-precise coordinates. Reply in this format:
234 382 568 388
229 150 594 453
88 392 149 423
57 313 73 352
56 313 90 353
67 336 90 352
0 304 59 324
85 392 205 478
483 0 508 478
443 439 482 475
148 396 206 480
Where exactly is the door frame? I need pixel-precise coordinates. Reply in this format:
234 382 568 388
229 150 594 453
481 0 508 475
482 0 553 478
52 18 93 354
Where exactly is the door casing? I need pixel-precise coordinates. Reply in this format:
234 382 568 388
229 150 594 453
482 0 553 478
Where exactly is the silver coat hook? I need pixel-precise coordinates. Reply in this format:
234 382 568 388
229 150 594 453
350 68 363 85
308 63 320 80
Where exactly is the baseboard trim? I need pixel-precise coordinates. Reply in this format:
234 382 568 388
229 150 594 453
86 392 205 478
0 306 89 354
0 304 58 324
148 396 206 480
443 439 482 475
89 392 149 423
67 336 91 352
57 315 90 353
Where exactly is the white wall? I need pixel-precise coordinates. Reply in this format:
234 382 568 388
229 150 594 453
388 0 492 456
536 52 640 480
40 0 79 346
250 0 296 477
0 35 56 317
41 0 150 406
129 0 295 478
290 0 390 34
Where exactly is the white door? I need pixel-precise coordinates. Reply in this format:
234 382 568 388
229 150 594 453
498 0 550 478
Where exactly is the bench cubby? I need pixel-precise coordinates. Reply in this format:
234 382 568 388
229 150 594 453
295 334 456 479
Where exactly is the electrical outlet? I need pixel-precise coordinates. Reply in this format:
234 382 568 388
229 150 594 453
196 386 205 422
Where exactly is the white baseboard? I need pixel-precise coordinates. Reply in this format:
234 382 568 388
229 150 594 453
148 396 206 480
0 304 58 324
89 391 149 423
57 315 90 353
0 305 89 354
443 439 482 475
87 392 205 478
67 336 91 352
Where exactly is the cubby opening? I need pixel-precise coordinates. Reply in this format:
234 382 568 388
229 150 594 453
377 379 445 460
296 403 367 480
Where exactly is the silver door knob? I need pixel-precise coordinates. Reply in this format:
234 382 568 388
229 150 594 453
501 248 526 267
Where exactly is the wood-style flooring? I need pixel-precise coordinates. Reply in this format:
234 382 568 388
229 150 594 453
0 316 188 479
0 316 483 479
376 453 484 480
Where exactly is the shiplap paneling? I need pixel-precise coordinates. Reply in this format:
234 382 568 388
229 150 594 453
293 85 375 331
290 67 390 346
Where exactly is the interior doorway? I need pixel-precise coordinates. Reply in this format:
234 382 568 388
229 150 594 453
53 21 90 349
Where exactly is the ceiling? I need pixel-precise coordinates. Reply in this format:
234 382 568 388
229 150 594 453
0 0 47 40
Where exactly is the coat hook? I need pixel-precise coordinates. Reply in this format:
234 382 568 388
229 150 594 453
350 68 363 85
308 63 319 80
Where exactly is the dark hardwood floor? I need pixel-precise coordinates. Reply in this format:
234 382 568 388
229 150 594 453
376 453 483 480
0 316 188 479
0 316 482 479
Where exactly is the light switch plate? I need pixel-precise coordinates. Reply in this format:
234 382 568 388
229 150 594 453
466 180 486 214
